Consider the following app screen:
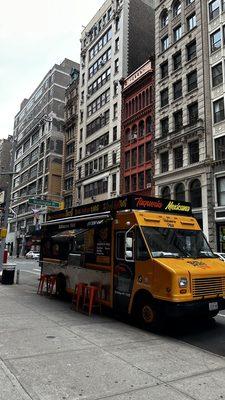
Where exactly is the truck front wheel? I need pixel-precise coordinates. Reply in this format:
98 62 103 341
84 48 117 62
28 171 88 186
134 295 161 330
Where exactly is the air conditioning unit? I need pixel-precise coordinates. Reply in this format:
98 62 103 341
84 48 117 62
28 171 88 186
100 60 106 66
91 196 96 201
93 169 98 173
130 133 137 140
99 145 104 150
86 150 90 156
146 183 152 189
87 94 91 99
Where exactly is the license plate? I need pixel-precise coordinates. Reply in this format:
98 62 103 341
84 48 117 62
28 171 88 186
209 302 218 311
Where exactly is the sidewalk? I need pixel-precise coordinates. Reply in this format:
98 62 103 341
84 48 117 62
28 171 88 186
1 271 225 400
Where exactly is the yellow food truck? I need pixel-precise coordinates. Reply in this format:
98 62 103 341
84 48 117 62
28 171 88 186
40 195 225 327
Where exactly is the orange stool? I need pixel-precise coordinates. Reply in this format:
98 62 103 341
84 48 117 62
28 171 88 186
37 274 48 295
82 285 101 316
72 282 87 311
48 275 57 296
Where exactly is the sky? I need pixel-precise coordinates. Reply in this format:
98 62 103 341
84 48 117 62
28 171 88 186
0 0 104 139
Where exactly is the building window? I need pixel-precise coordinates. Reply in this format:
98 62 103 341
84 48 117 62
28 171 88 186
187 70 197 92
211 29 221 52
212 62 223 87
139 120 145 137
173 0 181 17
146 169 152 186
173 50 182 71
213 98 225 123
175 183 185 201
209 0 220 21
174 146 183 169
131 148 137 167
161 117 169 136
187 13 196 31
113 126 117 141
189 140 199 164
160 88 169 107
146 141 152 162
125 176 130 193
190 179 202 207
215 135 225 160
161 186 171 199
188 102 198 125
113 103 118 119
186 40 196 61
138 145 144 165
161 151 169 173
174 25 182 42
87 89 110 117
88 67 111 96
173 79 182 99
125 152 130 169
160 60 168 79
138 172 144 190
88 47 111 79
112 174 117 192
161 9 169 28
217 177 225 206
173 109 183 131
115 38 119 52
131 174 137 191
161 35 169 51
115 58 119 74
89 28 112 60
146 116 153 133
79 148 82 160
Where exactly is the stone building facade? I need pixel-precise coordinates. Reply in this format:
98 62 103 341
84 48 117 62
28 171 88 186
62 66 80 209
76 0 155 205
207 0 225 251
154 0 214 245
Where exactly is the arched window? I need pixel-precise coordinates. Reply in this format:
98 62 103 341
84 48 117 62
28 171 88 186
161 186 171 199
132 124 137 139
139 120 145 137
175 183 185 201
161 9 168 28
142 92 146 108
190 179 202 208
146 116 153 133
173 0 181 17
125 128 130 143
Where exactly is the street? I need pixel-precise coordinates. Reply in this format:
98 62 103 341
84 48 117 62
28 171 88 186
0 259 224 400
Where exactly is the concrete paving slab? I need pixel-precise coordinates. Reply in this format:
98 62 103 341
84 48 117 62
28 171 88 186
0 360 31 400
9 347 159 400
103 384 193 400
68 321 159 347
171 368 225 400
0 325 93 360
106 340 225 382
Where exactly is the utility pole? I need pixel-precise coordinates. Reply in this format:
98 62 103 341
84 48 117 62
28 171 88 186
0 141 16 270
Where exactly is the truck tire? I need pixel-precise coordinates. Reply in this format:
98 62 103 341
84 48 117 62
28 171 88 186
134 295 161 330
56 273 66 299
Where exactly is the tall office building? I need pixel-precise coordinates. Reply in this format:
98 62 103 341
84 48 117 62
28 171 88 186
62 66 80 209
76 0 155 205
9 59 77 255
207 0 225 251
154 0 215 245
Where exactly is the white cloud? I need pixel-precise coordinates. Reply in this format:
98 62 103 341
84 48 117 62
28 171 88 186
0 0 104 138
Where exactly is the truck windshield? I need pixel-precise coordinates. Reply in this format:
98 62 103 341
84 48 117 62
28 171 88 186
141 227 216 259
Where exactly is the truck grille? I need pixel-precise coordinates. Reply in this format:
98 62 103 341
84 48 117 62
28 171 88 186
192 277 225 298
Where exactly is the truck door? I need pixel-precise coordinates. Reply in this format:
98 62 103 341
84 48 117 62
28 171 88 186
113 227 135 313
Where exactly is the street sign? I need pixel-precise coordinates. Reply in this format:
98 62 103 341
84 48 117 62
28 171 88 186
28 198 60 208
0 191 5 205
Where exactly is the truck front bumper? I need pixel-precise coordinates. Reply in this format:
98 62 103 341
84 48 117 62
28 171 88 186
162 297 225 318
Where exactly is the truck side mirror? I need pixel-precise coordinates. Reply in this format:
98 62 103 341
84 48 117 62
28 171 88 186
125 233 134 261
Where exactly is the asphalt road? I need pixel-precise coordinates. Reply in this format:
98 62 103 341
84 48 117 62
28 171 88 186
13 258 225 359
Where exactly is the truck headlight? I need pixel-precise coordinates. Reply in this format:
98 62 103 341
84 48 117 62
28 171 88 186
179 277 188 288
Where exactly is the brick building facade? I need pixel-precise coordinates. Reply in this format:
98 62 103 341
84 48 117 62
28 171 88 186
120 60 154 196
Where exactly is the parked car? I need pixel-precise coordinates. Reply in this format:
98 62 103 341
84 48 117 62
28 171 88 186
214 252 225 262
25 251 40 260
